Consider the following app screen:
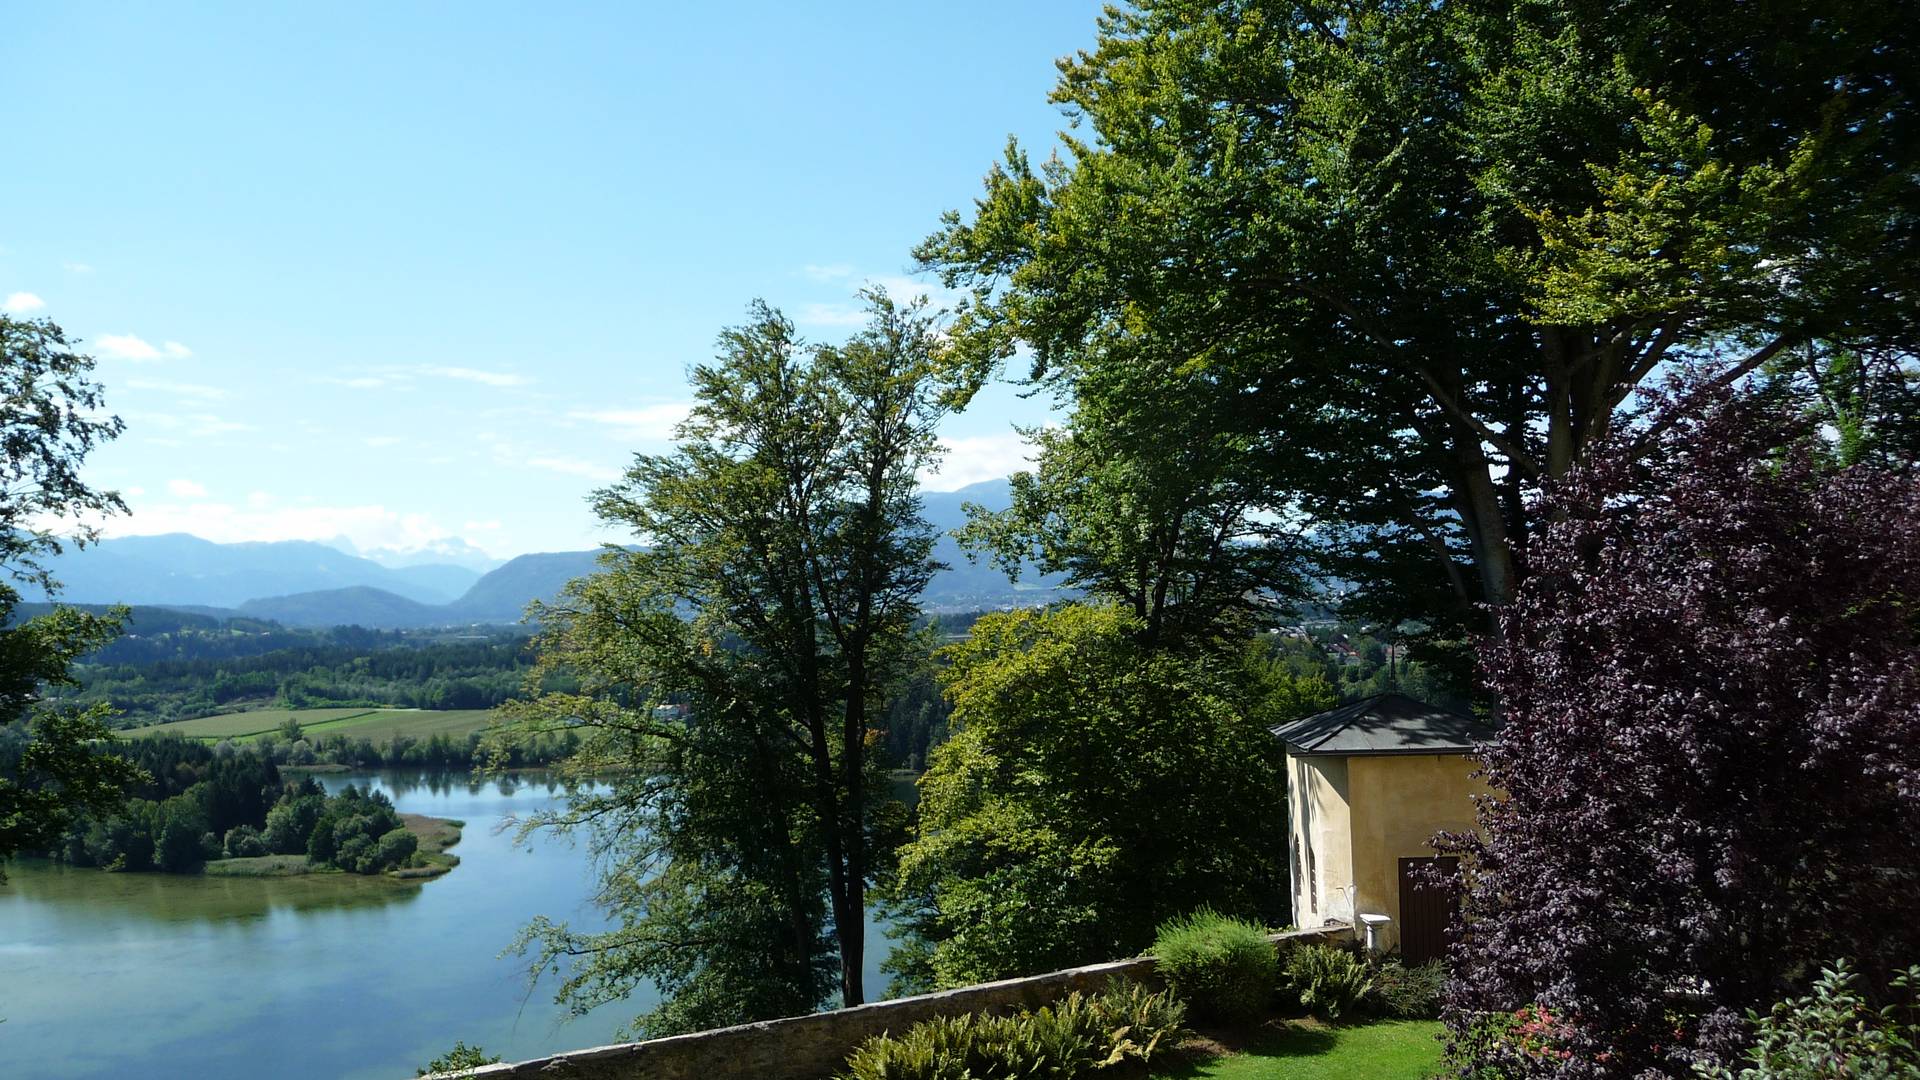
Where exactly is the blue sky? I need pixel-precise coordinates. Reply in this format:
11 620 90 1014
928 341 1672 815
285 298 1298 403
0 3 1099 559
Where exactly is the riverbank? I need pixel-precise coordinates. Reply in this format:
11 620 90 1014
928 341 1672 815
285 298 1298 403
201 812 464 881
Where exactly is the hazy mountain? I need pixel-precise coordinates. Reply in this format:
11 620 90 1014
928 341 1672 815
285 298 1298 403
30 479 1065 629
353 537 503 574
33 534 481 607
920 478 1070 609
238 586 448 628
446 551 606 623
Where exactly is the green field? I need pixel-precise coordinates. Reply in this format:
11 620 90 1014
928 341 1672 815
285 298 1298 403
122 707 499 746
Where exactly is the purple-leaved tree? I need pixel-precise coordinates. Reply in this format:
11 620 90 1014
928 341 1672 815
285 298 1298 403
1440 380 1920 1076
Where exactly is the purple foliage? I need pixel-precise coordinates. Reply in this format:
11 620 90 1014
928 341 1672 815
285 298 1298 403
1439 382 1920 1076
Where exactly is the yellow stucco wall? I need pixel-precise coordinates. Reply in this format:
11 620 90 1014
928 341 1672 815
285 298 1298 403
1287 753 1352 927
1287 750 1488 952
1346 753 1486 954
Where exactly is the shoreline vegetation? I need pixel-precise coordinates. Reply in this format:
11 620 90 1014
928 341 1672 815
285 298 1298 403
200 811 464 881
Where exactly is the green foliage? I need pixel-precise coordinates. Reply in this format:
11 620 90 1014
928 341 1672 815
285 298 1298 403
221 824 268 859
1695 961 1920 1080
1151 910 1278 1025
836 983 1185 1080
920 0 1920 653
305 784 411 873
416 1041 502 1077
1283 945 1374 1022
885 604 1289 990
1366 959 1446 1021
503 293 957 1033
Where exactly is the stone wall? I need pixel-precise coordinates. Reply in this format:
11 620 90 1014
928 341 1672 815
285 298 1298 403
438 925 1350 1080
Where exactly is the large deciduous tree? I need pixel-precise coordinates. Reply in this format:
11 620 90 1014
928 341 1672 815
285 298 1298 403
1438 383 1920 1075
504 292 953 1030
884 603 1303 991
920 0 1918 640
0 315 143 870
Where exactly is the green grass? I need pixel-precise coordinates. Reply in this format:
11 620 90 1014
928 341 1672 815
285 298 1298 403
121 707 498 746
202 854 317 877
1168 1019 1444 1080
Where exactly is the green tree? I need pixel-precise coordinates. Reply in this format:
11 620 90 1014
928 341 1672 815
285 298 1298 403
503 291 957 1030
920 0 1919 641
0 315 143 870
885 604 1291 991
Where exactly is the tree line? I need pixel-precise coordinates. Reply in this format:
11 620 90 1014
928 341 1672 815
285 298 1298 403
44 735 423 876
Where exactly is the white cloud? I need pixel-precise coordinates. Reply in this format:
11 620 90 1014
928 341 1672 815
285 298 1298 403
528 456 620 482
124 377 229 402
102 500 474 555
63 262 94 275
464 519 502 532
796 302 870 327
96 333 190 362
123 485 146 497
364 435 404 448
3 292 46 314
318 375 396 390
167 478 208 498
802 263 855 282
569 402 692 441
920 431 1036 490
126 409 257 439
423 365 531 388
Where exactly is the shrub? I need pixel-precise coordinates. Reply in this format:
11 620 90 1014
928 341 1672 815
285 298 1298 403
416 1040 501 1076
1282 943 1373 1021
837 981 1186 1080
1368 958 1446 1020
1152 909 1277 1024
1694 960 1920 1079
1086 978 1187 1065
222 824 268 859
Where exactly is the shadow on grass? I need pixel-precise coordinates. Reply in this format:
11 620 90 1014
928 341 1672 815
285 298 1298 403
1154 1020 1343 1077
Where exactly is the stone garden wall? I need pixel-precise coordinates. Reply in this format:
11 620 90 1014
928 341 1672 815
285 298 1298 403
436 924 1350 1080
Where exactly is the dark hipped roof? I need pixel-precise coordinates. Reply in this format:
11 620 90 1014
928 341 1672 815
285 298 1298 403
1272 692 1498 757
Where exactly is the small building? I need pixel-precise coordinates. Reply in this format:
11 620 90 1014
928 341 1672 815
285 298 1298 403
1273 692 1497 963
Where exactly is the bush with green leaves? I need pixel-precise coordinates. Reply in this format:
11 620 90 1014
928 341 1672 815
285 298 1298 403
1694 960 1920 1079
837 981 1185 1080
1367 958 1446 1020
1151 909 1277 1024
1282 943 1373 1021
416 1040 501 1076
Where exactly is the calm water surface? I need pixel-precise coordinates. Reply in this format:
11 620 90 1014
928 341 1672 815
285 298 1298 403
0 771 903 1080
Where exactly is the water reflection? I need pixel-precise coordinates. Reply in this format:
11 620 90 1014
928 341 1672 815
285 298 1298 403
1 857 421 923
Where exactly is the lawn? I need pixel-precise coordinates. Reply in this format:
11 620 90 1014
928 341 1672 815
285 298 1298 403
121 707 498 746
1169 1019 1444 1080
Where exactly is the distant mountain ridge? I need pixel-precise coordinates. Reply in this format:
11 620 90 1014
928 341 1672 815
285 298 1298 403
32 534 483 608
34 479 1065 629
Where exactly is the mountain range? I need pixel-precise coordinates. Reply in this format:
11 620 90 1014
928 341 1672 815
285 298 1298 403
30 479 1063 629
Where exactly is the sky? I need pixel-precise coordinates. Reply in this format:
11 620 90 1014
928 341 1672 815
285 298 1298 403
0 3 1101 560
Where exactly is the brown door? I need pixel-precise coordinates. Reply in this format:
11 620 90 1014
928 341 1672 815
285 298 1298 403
1397 856 1460 965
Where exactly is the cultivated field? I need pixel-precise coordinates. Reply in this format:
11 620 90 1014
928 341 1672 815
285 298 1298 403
122 707 499 745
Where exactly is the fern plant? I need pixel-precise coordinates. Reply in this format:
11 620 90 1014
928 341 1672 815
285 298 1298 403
1282 943 1374 1021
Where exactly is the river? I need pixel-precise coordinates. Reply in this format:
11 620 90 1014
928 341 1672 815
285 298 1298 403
0 770 906 1080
